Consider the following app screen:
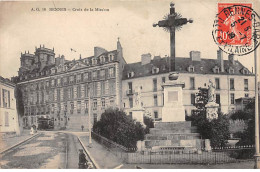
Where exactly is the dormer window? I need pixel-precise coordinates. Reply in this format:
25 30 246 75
41 71 44 75
84 59 89 65
109 54 114 61
187 65 194 72
69 63 73 67
51 68 56 74
228 67 235 74
241 68 249 75
213 66 220 73
100 56 105 64
92 58 97 65
127 71 134 78
152 67 159 74
36 73 39 77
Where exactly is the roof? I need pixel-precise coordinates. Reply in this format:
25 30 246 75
122 56 253 80
0 76 15 87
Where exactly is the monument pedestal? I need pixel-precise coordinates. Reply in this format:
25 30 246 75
132 107 145 126
161 81 185 122
205 102 219 120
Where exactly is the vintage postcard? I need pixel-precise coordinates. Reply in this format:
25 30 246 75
0 0 260 169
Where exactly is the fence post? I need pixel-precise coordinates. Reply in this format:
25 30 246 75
214 152 217 164
150 150 152 164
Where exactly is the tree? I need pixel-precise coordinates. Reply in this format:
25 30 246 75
231 99 255 145
15 85 24 117
189 87 230 147
93 108 145 148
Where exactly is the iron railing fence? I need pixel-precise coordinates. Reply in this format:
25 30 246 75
92 131 255 164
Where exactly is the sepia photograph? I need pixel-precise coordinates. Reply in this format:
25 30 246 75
0 0 260 169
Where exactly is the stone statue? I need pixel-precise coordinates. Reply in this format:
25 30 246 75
134 86 142 108
208 80 216 103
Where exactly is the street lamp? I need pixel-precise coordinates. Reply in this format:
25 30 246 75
88 85 92 147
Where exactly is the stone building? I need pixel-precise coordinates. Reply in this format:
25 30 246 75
13 40 126 130
0 76 20 135
122 50 255 119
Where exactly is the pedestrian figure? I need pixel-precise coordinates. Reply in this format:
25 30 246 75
78 149 87 169
81 125 84 131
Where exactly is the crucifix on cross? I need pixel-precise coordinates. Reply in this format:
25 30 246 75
153 3 193 72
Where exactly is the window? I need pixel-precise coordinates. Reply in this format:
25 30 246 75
191 94 195 105
215 78 220 89
93 113 97 123
153 78 157 91
231 93 235 104
129 97 133 108
230 78 234 90
57 89 61 102
57 78 61 86
154 94 158 106
101 98 105 108
244 79 248 91
162 77 165 83
245 93 249 97
129 112 132 119
92 71 97 80
109 54 114 61
154 111 158 118
110 99 114 105
109 80 115 95
85 84 89 97
93 82 98 96
109 67 115 77
77 85 81 99
190 77 195 89
101 81 105 95
5 112 9 126
77 101 81 113
63 88 68 101
2 89 10 108
128 82 133 94
76 74 82 83
93 100 97 110
127 72 134 78
216 94 220 105
69 87 74 100
70 102 74 114
100 69 105 79
84 72 89 81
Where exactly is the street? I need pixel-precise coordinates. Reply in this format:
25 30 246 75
0 131 85 169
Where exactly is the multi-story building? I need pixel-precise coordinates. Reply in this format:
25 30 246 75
0 76 20 135
13 40 126 130
122 50 255 119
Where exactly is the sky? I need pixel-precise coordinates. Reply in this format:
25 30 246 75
0 0 259 79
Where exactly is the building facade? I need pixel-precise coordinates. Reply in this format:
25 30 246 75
0 76 20 135
122 50 255 119
13 40 126 130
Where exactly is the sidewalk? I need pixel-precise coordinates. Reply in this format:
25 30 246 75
0 130 32 152
79 135 124 169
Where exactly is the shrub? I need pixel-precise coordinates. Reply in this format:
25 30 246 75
93 108 145 148
190 87 230 147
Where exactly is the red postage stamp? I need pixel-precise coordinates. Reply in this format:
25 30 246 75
212 3 260 55
217 3 252 46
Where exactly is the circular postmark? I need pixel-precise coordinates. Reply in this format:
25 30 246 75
212 4 260 56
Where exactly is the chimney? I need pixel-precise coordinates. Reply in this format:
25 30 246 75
217 49 224 72
60 55 65 65
228 54 235 65
153 56 161 60
94 47 107 58
141 53 151 65
55 57 60 66
190 51 201 61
